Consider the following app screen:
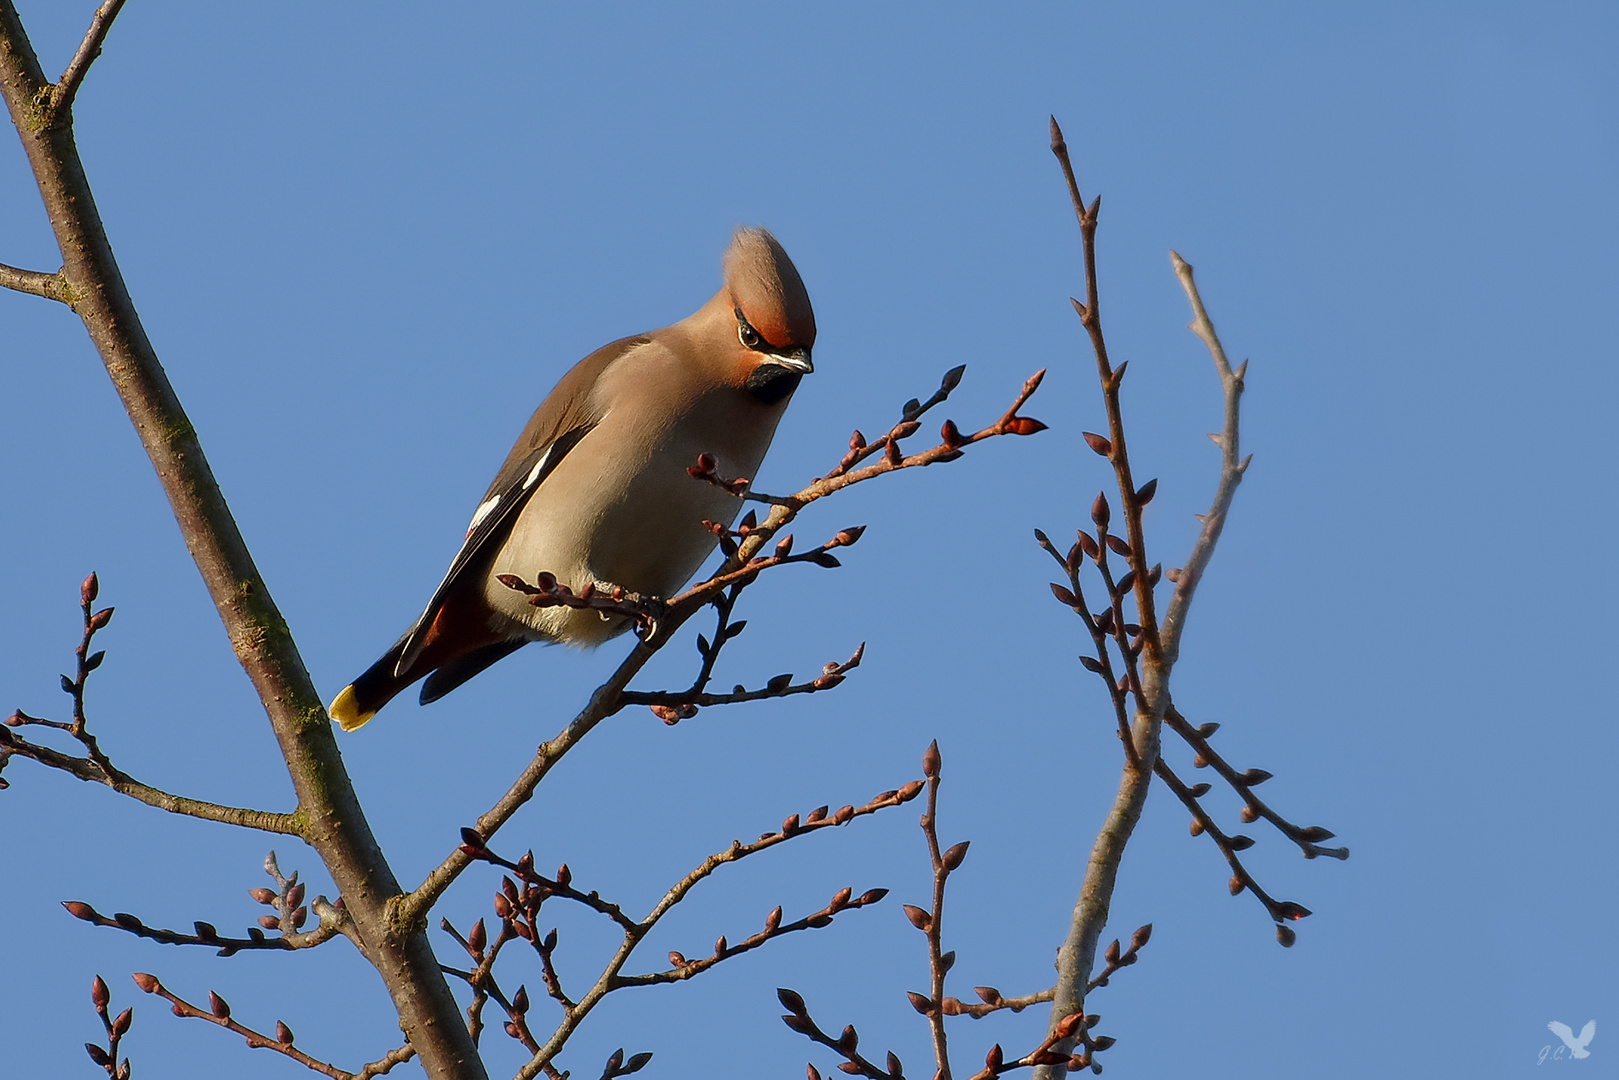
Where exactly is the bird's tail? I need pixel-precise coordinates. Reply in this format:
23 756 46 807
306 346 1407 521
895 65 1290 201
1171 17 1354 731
328 635 414 732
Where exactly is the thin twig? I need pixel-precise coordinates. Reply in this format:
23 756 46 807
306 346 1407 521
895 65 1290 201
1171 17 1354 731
1159 252 1250 664
129 973 415 1080
51 0 127 120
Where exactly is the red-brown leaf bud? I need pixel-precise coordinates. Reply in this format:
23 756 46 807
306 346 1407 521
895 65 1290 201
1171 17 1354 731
856 888 888 906
906 991 932 1015
902 905 932 932
941 365 966 392
807 1065 822 1080
458 827 486 853
667 951 686 968
1186 782 1211 798
90 607 114 631
512 985 530 1014
767 673 794 694
208 991 230 1019
837 1024 858 1053
1132 923 1153 948
111 1007 132 1037
922 740 941 778
833 805 854 824
884 439 903 465
1104 938 1120 965
1191 753 1208 768
626 1051 653 1074
829 886 852 912
1114 569 1137 595
1275 901 1312 921
1079 655 1104 673
493 892 512 920
1228 834 1255 851
1134 478 1158 505
1299 825 1337 842
1077 530 1100 560
1091 492 1110 528
975 985 1002 1005
1196 721 1220 738
942 841 969 871
1228 875 1244 896
1189 818 1204 836
1105 534 1131 558
940 949 956 972
64 901 99 922
1091 1035 1117 1051
81 572 99 606
276 1020 294 1045
696 453 716 473
130 973 159 994
941 418 963 447
941 996 962 1015
1276 923 1297 947
1082 431 1112 457
897 780 924 802
290 906 307 930
1239 805 1260 824
258 915 280 930
850 430 867 450
766 906 783 932
806 805 829 823
541 927 558 951
85 1043 112 1068
1053 1011 1085 1039
986 1043 1004 1070
782 813 801 837
285 882 305 909
1240 768 1273 786
468 918 487 953
833 525 866 547
777 987 807 1016
91 975 110 1009
886 1050 904 1077
504 1021 521 1040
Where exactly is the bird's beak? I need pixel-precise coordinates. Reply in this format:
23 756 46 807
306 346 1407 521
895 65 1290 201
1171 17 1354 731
764 346 813 374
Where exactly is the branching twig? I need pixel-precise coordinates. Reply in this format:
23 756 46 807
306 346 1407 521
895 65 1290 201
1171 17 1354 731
50 0 126 121
130 973 415 1080
83 974 132 1080
0 575 304 835
468 779 921 1080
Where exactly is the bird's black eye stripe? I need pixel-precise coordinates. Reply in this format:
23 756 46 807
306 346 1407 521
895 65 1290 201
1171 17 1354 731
734 306 763 350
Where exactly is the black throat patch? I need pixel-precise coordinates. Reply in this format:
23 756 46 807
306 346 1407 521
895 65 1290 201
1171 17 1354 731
746 366 802 405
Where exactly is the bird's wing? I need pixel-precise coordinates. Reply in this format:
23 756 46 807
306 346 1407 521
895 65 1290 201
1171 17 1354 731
393 335 650 675
1578 1021 1596 1046
1549 1022 1574 1044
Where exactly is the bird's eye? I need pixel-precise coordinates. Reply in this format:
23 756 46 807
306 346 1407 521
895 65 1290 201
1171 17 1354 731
738 320 760 349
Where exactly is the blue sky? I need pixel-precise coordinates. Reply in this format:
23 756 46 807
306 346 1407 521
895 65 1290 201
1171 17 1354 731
3 3 1616 1078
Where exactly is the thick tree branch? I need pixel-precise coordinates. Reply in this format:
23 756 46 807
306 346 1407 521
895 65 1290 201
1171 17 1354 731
0 6 482 1077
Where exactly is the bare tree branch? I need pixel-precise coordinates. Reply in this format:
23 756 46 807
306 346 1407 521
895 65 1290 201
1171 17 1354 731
0 260 72 302
51 0 126 121
131 972 414 1080
0 6 483 1075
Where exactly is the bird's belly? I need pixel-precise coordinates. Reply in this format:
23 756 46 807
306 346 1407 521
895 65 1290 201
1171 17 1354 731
482 410 772 646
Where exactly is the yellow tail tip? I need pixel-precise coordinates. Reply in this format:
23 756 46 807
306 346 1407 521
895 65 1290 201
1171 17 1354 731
328 685 375 732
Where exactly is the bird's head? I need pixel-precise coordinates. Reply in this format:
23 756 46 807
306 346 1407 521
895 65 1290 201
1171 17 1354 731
722 227 816 405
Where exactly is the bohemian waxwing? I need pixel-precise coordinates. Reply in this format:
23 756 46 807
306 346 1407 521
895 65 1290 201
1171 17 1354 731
328 227 815 730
